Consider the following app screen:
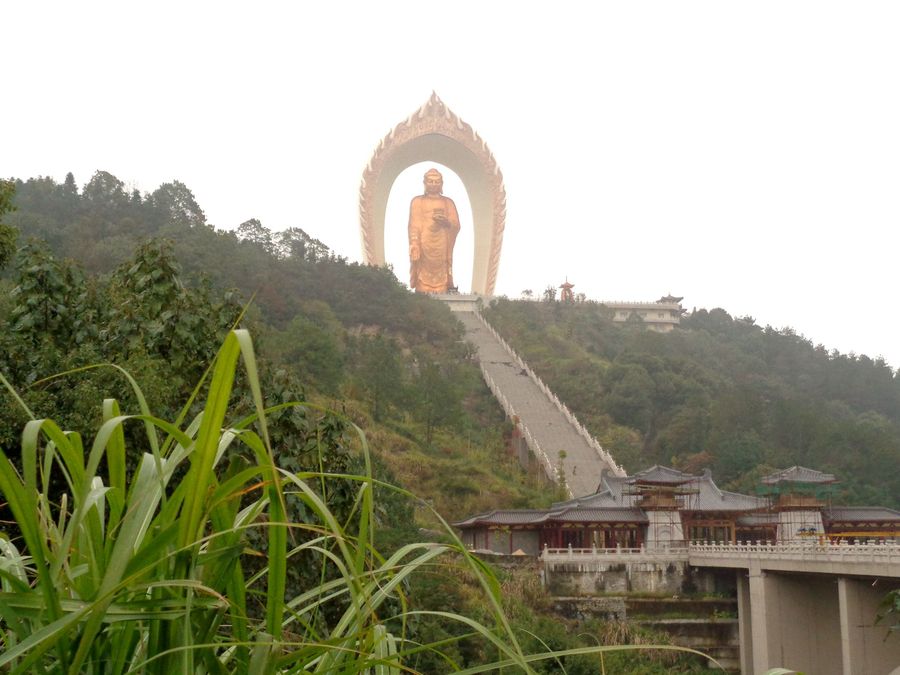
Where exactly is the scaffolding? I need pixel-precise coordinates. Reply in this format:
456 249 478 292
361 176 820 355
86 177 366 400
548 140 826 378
622 473 700 546
757 466 836 541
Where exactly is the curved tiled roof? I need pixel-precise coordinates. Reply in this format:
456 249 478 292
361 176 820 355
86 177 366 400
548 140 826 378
761 466 836 485
692 486 766 512
549 467 766 512
823 506 900 522
551 507 647 523
453 510 548 527
628 465 698 485
455 505 648 528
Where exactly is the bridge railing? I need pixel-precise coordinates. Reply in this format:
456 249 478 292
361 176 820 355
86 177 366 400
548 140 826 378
543 544 689 559
474 311 626 477
688 541 900 564
541 542 900 559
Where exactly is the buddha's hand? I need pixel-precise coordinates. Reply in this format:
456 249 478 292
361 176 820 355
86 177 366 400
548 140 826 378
432 212 449 226
410 243 420 260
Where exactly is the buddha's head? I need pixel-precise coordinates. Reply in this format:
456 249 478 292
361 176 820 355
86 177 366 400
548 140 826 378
423 168 443 195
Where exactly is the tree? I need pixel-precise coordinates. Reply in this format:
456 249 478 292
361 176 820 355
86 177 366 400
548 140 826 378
62 172 78 196
413 356 464 444
353 334 406 422
714 431 765 482
147 180 206 228
264 308 345 393
542 285 557 302
8 241 82 345
82 170 127 207
104 239 240 388
236 218 274 255
275 226 331 262
603 363 655 433
0 179 17 269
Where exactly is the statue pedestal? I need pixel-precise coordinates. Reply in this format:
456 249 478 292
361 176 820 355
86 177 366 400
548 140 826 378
433 293 484 313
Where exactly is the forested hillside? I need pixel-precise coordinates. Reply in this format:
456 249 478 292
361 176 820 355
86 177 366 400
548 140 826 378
483 298 900 508
2 174 718 673
0 172 553 529
4 171 898 512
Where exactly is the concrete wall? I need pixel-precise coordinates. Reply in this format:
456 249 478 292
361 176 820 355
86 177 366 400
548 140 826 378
838 577 900 675
736 572 754 675
464 527 540 556
544 557 721 596
551 596 627 621
763 573 843 674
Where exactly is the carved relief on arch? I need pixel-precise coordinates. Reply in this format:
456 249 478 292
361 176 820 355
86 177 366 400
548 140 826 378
359 93 506 296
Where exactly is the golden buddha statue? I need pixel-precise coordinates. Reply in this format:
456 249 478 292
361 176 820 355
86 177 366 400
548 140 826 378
408 168 460 293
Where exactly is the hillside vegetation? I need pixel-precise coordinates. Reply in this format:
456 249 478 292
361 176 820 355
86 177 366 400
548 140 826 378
0 172 721 672
483 298 900 508
0 172 554 528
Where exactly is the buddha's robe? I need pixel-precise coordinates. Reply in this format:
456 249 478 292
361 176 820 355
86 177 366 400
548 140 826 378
408 194 460 293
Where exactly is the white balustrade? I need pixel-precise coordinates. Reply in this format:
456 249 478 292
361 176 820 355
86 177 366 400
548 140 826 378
541 541 900 568
474 312 626 477
541 545 690 561
687 541 900 565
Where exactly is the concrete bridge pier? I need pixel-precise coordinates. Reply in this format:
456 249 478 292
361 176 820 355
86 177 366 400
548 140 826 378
737 565 900 674
838 577 900 674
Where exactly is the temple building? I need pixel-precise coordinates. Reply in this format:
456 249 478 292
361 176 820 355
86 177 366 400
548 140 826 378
455 465 900 555
602 295 684 332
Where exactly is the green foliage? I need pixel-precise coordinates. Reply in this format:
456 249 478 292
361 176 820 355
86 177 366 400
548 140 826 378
877 588 900 633
0 329 690 673
412 355 465 445
350 334 406 422
483 298 900 507
9 241 84 344
146 180 207 229
0 241 240 453
106 240 239 384
0 179 17 269
0 330 560 672
263 307 345 393
2 173 556 528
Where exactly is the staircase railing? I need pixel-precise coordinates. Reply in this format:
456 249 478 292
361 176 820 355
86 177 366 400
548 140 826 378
478 366 562 491
473 311 626 477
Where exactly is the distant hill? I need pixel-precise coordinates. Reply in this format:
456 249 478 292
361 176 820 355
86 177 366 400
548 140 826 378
482 298 900 508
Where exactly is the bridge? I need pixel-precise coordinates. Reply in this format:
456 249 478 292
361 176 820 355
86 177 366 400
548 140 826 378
543 543 900 674
445 297 624 496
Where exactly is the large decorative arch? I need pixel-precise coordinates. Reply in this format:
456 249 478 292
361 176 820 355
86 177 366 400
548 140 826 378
359 93 506 296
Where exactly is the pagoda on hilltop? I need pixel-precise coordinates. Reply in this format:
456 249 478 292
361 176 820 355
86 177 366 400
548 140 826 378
559 278 575 303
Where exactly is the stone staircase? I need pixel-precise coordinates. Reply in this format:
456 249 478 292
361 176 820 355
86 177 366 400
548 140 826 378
449 302 624 497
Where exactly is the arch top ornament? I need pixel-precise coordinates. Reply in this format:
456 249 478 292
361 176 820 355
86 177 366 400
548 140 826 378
359 92 506 296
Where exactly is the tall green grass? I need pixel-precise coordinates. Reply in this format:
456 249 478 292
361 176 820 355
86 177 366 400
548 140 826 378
0 329 713 673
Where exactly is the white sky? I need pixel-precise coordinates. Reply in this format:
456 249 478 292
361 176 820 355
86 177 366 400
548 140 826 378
3 2 899 366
